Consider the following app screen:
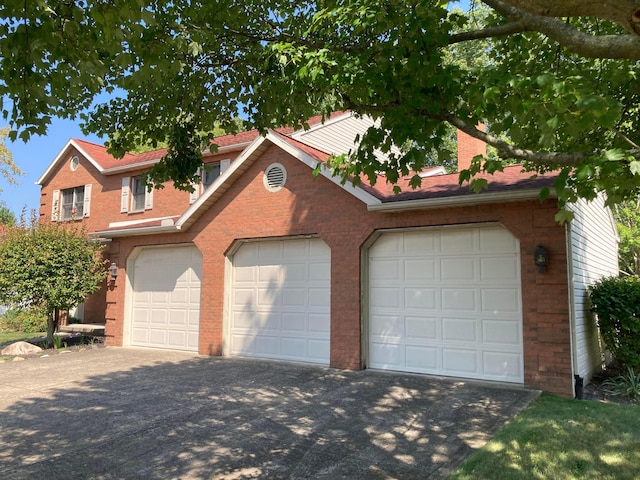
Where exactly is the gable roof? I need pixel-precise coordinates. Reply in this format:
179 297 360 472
36 111 350 185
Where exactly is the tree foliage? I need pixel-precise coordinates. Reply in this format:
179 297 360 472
0 201 15 226
1 1 640 209
590 276 640 370
0 127 23 190
0 218 107 344
613 198 640 276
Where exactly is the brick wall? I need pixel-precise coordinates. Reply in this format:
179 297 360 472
101 143 573 396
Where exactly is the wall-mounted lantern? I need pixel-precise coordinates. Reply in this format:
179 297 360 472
534 245 548 273
108 262 119 282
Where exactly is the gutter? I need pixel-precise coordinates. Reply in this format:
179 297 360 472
367 188 554 212
90 224 181 239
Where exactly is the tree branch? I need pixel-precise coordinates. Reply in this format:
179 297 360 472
482 0 640 59
445 115 620 165
449 21 528 43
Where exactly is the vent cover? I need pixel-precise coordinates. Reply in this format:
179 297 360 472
263 163 287 192
70 155 80 171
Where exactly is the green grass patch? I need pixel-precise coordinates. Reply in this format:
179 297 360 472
0 331 46 346
451 393 640 480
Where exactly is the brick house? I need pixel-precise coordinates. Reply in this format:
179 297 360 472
36 112 618 396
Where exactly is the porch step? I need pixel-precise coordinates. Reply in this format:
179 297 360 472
59 323 105 336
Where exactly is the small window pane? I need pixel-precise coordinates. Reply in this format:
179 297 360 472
203 163 221 188
131 177 146 211
60 186 84 220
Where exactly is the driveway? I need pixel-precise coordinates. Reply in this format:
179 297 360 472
0 348 539 479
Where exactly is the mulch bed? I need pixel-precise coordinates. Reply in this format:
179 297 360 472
582 363 639 406
0 333 106 360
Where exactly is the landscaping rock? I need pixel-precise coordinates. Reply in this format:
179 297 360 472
1 341 42 356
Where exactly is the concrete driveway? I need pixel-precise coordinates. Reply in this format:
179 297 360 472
0 348 539 479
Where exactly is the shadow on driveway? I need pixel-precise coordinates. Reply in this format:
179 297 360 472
0 348 539 479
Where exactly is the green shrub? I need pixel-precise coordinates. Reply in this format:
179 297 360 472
589 276 640 370
602 367 640 401
0 307 48 334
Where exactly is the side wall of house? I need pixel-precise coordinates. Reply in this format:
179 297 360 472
103 144 574 395
568 196 619 384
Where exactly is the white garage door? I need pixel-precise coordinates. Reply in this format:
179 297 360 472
368 225 523 383
131 246 202 351
230 238 330 364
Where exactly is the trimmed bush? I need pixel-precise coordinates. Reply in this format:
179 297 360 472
589 276 640 370
0 307 48 334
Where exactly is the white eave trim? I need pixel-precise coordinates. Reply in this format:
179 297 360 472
91 224 181 238
36 139 106 185
267 131 382 206
368 188 554 212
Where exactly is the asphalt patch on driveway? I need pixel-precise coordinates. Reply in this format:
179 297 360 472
0 348 539 479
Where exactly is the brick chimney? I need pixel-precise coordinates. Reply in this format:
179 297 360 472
456 124 486 171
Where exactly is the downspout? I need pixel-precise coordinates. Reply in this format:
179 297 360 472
565 222 582 398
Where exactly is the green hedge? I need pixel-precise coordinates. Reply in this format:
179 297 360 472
589 276 640 370
0 307 48 334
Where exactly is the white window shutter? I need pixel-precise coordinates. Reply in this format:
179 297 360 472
189 168 200 204
83 184 92 217
121 177 130 213
144 185 153 210
51 189 60 221
220 159 231 174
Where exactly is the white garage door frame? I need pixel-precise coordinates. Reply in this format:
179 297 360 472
362 222 524 384
123 243 202 351
223 235 331 364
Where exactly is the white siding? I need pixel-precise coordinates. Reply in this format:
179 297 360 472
568 195 618 383
292 114 401 161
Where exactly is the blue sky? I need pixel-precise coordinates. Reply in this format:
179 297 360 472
1 120 102 218
0 0 471 218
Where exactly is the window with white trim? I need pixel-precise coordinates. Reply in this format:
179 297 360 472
189 159 231 203
52 184 92 221
121 176 153 213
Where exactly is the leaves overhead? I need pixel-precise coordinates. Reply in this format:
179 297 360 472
1 0 640 207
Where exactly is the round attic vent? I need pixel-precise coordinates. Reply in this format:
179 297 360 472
263 163 287 192
70 155 80 171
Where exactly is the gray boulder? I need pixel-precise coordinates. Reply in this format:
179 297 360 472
1 341 43 356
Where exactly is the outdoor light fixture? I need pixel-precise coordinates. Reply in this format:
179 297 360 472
534 245 548 273
109 262 119 282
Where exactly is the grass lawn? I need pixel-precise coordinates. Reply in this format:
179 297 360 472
451 393 640 479
0 331 46 346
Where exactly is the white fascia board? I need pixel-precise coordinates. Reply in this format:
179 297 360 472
368 188 554 212
266 131 382 206
108 215 178 228
36 139 106 185
290 112 354 139
91 224 180 239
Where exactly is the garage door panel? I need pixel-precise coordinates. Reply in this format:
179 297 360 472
481 289 520 313
309 314 330 333
442 318 477 342
441 258 475 280
480 257 519 281
370 287 400 308
230 238 330 365
131 246 201 352
369 226 523 383
482 320 521 345
308 288 330 307
405 288 437 309
443 348 479 374
483 352 521 380
371 259 400 280
405 259 435 281
441 289 476 311
440 230 474 252
405 316 438 340
405 346 438 370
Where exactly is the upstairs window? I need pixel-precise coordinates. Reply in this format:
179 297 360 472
189 159 231 204
52 185 92 221
121 176 153 213
131 176 147 212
